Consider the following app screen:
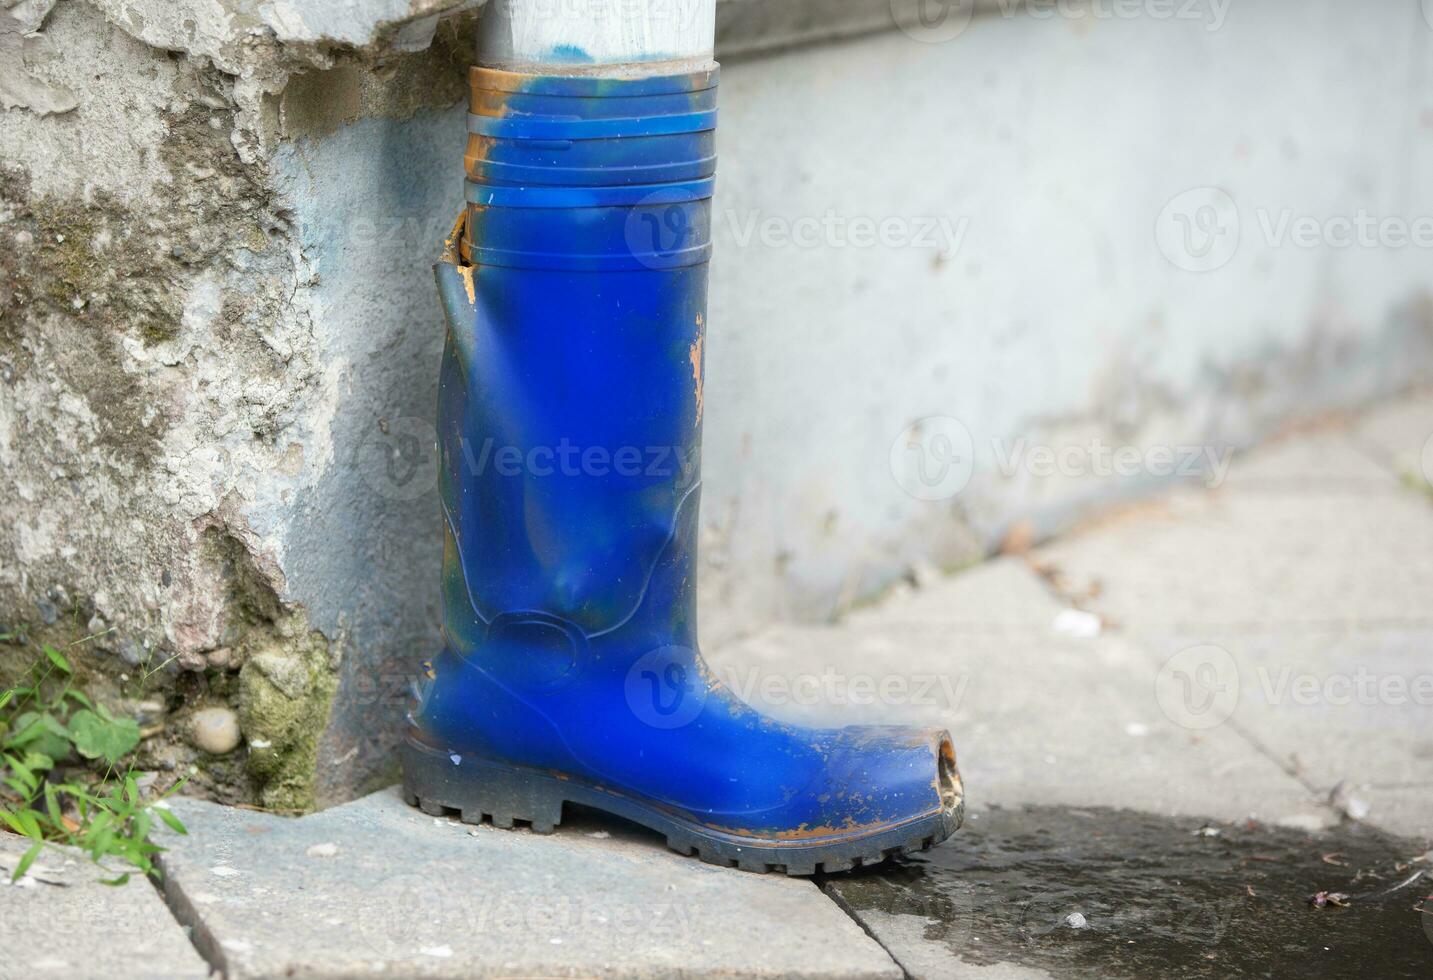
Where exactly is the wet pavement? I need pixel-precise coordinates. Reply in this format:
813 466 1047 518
826 805 1433 979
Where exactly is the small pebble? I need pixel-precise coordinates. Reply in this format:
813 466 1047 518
35 599 58 625
306 842 339 858
1052 609 1101 639
191 707 242 755
1064 912 1088 929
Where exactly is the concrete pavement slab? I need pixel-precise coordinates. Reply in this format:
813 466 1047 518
1217 428 1395 491
1355 390 1433 489
1136 627 1433 841
1032 486 1433 631
707 562 1327 827
0 834 211 979
155 786 901 979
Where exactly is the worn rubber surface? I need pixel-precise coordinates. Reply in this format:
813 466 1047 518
402 736 963 876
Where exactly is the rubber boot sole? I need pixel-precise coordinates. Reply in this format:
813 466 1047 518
401 736 963 875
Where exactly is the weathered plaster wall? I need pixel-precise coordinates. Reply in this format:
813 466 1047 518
3 0 1432 808
0 0 475 808
701 2 1433 629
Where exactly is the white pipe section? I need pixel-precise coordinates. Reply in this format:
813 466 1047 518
477 0 716 68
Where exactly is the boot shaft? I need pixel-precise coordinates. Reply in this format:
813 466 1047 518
436 66 718 642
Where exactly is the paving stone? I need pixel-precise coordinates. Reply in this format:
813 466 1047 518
156 786 900 979
841 557 1070 634
1217 428 1395 491
0 834 211 979
1354 390 1433 487
1032 485 1433 631
838 906 1056 980
707 562 1326 827
1135 627 1433 841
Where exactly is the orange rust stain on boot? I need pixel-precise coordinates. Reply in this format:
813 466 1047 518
689 317 704 425
458 264 476 305
441 209 478 304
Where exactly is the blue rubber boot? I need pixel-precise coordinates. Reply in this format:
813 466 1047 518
402 64 964 874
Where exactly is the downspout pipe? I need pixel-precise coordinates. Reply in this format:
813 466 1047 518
475 0 718 70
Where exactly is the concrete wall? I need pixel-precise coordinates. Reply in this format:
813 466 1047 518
3 0 1431 807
